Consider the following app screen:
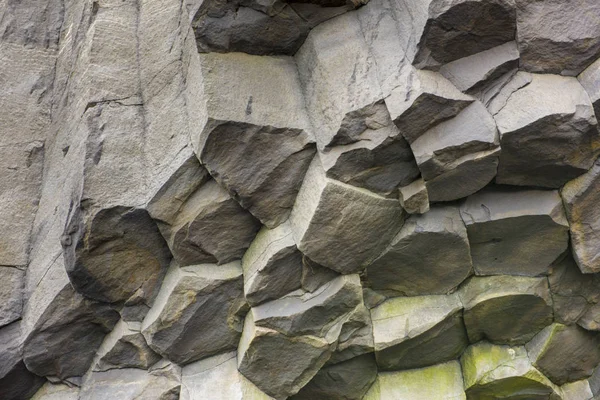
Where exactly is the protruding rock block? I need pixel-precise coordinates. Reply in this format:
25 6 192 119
329 304 374 364
141 262 244 365
398 178 429 214
237 312 333 399
526 323 600 385
562 160 600 273
411 101 500 201
516 0 600 76
251 274 363 338
386 69 474 143
290 354 377 400
363 361 466 400
195 52 316 227
295 12 383 150
0 322 46 400
289 157 405 274
62 206 172 304
461 342 558 399
439 41 520 93
561 379 597 400
367 205 472 296
163 179 261 267
0 266 24 327
459 276 553 345
242 222 302 306
460 187 569 276
371 294 468 370
493 72 600 188
79 361 181 400
94 320 161 371
579 58 600 119
181 352 273 400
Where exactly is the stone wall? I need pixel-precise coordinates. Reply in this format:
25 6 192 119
1 0 600 399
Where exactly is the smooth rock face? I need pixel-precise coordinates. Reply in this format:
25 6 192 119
31 383 80 400
181 352 273 400
289 157 405 274
242 222 303 306
562 160 600 273
162 179 261 267
411 101 500 201
290 354 377 400
526 323 600 385
367 205 472 296
363 361 466 400
0 267 24 327
460 187 569 276
459 276 553 345
517 0 600 76
493 72 600 188
62 206 172 304
461 342 558 400
196 52 316 228
142 262 244 365
440 41 520 93
371 294 468 371
579 58 600 119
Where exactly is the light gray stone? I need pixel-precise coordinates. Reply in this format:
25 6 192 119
161 179 261 267
517 0 600 76
251 274 363 338
367 205 472 296
371 294 468 371
237 312 334 400
181 352 273 400
461 342 559 399
527 323 600 385
141 262 244 365
290 353 377 400
579 303 600 332
242 222 302 306
194 52 316 228
295 12 383 150
0 266 24 327
411 101 500 201
460 187 569 276
289 156 405 274
399 178 429 214
562 159 600 273
94 320 161 371
439 41 520 93
459 275 554 345
493 72 600 188
561 380 595 400
363 361 466 400
579 57 600 119
385 69 474 143
79 361 181 400
31 383 80 400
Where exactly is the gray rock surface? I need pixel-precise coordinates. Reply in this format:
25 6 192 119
459 275 554 345
300 256 340 293
579 57 600 119
367 205 472 296
31 383 80 400
398 178 429 214
493 72 600 188
371 294 468 370
0 266 24 327
517 0 600 76
142 262 244 365
460 187 569 276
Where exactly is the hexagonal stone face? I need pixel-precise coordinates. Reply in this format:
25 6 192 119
493 72 600 188
181 352 273 400
289 157 405 274
562 159 600 273
371 294 468 371
195 52 316 228
460 187 569 276
367 205 472 296
363 361 466 400
141 262 244 365
526 323 600 385
517 0 600 76
459 276 554 345
461 342 558 400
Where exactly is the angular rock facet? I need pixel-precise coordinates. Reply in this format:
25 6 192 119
398 178 429 215
0 267 24 327
579 57 600 119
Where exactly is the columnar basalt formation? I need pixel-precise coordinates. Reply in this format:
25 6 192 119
2 0 600 399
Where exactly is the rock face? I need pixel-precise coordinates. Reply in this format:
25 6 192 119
4 0 600 398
